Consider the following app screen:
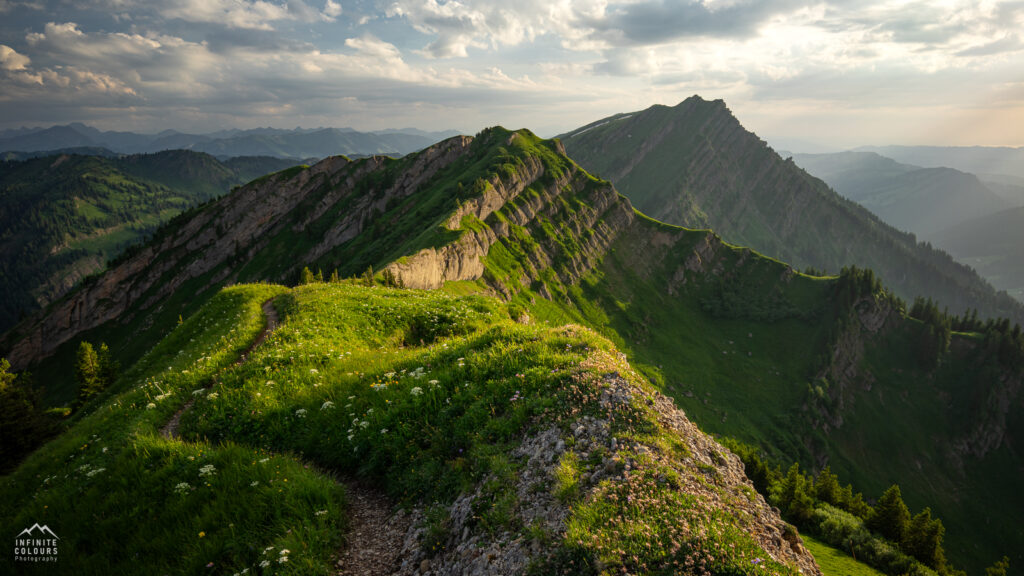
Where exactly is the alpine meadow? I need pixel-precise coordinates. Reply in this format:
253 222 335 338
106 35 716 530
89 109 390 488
1 2 1023 576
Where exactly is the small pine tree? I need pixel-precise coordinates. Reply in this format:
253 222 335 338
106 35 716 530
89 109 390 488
75 341 103 407
329 269 340 283
315 268 324 283
97 343 119 387
772 463 815 524
905 507 945 568
867 484 911 545
300 266 315 285
814 465 841 506
361 265 374 287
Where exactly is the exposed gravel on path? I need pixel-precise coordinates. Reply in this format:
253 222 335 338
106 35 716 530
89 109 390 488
334 480 412 576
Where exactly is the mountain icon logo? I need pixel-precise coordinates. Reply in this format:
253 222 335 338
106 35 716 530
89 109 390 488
17 524 59 540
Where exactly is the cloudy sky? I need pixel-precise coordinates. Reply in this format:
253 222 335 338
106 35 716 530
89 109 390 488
0 0 1022 148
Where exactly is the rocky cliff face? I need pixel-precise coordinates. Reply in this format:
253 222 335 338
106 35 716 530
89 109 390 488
2 136 475 369
2 129 637 370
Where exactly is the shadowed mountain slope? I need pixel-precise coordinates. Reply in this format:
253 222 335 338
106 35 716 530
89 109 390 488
560 96 1024 325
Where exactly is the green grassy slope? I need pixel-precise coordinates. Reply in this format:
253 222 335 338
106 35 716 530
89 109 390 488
803 534 889 576
460 200 1020 572
2 281 815 575
1 284 346 575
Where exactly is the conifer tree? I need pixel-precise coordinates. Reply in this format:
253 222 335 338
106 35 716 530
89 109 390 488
867 484 911 544
300 266 315 285
815 465 841 506
361 265 374 287
329 269 339 283
75 341 103 407
905 507 945 568
97 342 119 387
772 463 815 524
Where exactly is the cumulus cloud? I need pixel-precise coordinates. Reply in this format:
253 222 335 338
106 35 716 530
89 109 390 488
0 45 31 70
159 0 306 30
323 0 341 20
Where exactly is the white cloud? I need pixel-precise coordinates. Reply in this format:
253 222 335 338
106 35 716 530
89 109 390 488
159 0 294 30
0 45 31 70
323 0 341 20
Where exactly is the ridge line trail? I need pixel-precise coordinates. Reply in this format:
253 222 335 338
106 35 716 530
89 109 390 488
160 298 280 439
157 297 408 574
333 479 411 576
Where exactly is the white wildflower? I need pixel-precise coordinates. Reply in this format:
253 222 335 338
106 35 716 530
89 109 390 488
410 387 423 396
321 400 335 410
295 408 307 418
86 468 106 477
279 549 290 556
192 388 205 396
207 392 218 400
199 464 217 477
146 403 157 410
250 481 259 487
259 560 270 568
174 482 191 494
278 556 289 564
359 421 370 429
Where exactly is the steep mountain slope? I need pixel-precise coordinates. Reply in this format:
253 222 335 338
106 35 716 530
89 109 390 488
790 152 1010 240
933 206 1024 302
3 128 1021 573
560 96 1024 325
0 151 298 334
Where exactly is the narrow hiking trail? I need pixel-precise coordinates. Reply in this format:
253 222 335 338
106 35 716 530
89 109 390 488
333 480 412 576
158 297 407 574
160 299 280 439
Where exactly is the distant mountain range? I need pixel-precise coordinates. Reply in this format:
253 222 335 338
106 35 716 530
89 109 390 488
856 145 1024 180
788 151 1015 241
933 206 1024 303
790 151 1024 304
0 123 461 159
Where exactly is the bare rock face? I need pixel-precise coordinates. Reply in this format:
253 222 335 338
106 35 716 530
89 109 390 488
387 148 634 292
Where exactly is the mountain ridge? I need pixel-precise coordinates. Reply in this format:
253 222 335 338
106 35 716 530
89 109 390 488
560 96 1024 325
2 124 1021 573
